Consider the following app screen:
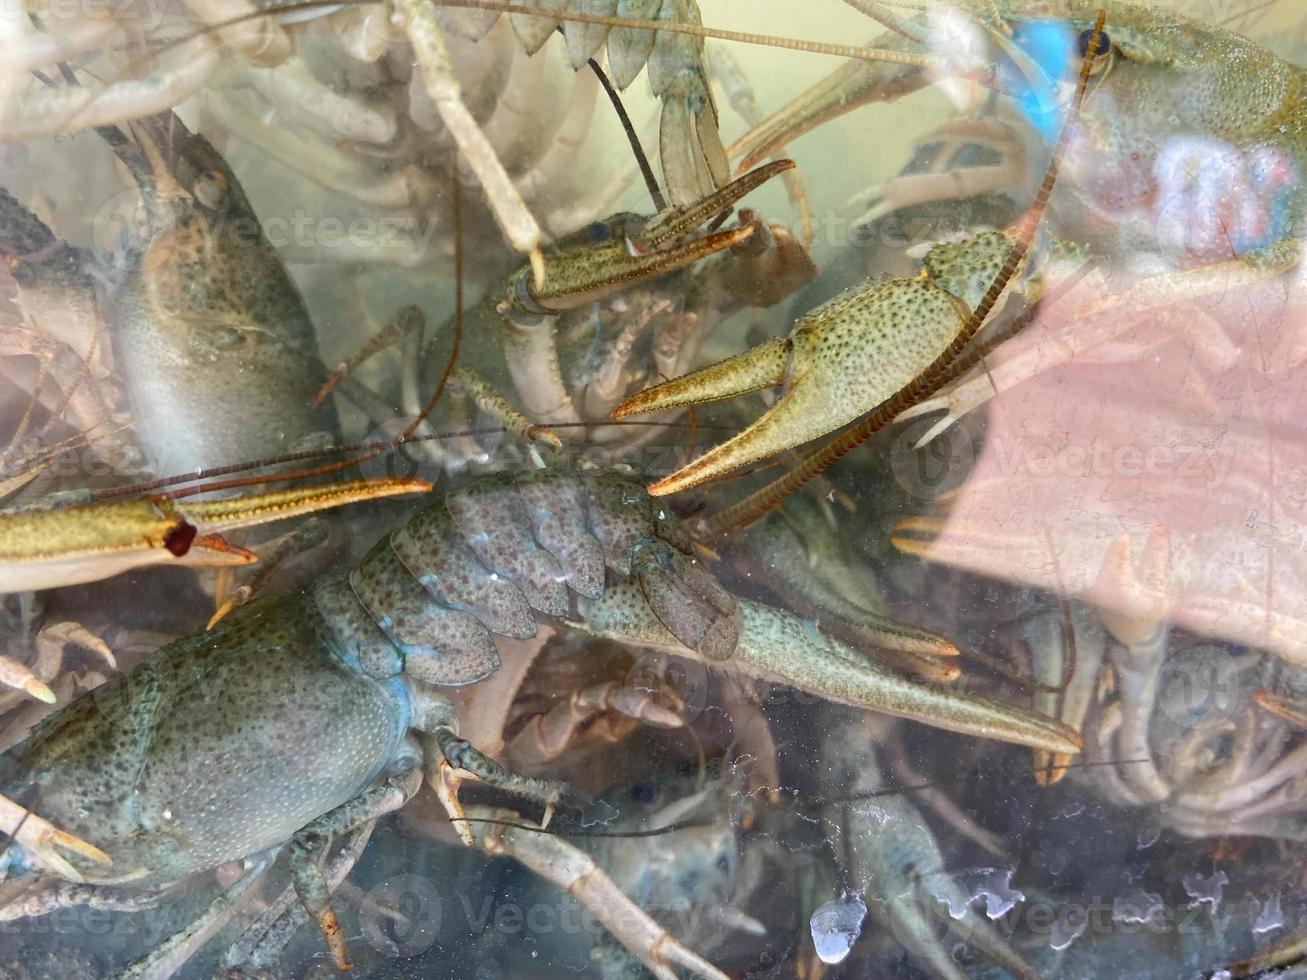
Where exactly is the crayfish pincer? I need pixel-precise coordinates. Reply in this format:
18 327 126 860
0 468 1079 974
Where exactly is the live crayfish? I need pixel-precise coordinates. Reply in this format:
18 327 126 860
464 764 772 979
324 156 813 461
1 107 342 479
6 2 1307 977
817 709 1042 980
4 98 805 486
0 467 1079 976
609 3 1107 516
2 0 746 277
0 102 441 707
837 2 1307 677
616 0 1306 529
0 113 797 593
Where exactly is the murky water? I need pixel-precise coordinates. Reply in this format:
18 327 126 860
1 2 1306 977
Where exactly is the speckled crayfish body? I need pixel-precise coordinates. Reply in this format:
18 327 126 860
0 468 698 886
0 468 1079 973
2 585 409 886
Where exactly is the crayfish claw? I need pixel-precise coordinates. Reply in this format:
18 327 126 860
731 601 1082 755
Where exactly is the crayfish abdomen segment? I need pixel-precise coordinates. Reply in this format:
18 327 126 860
327 469 699 686
285 469 698 694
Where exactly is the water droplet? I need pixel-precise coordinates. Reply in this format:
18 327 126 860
1113 889 1163 926
976 868 1024 919
1182 870 1228 912
1050 912 1085 951
810 894 867 965
1254 892 1285 935
580 798 620 828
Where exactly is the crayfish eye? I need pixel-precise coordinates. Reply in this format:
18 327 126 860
1076 28 1111 59
584 221 612 243
629 781 657 803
